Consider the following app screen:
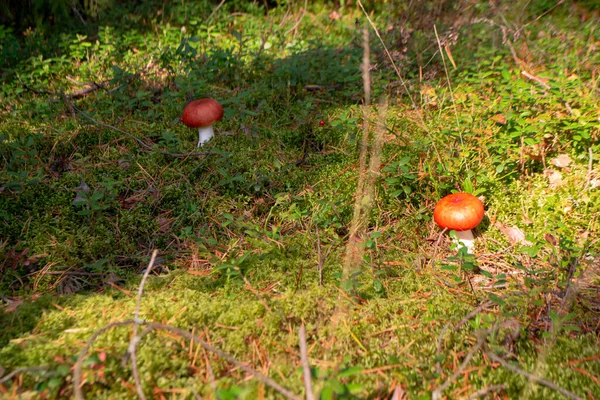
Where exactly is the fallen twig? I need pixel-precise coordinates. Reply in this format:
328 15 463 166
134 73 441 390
125 249 159 400
73 319 301 400
521 70 551 90
431 335 484 400
467 384 508 399
298 325 315 400
73 320 136 400
22 80 107 99
0 366 51 384
485 351 582 400
141 322 302 400
584 147 593 191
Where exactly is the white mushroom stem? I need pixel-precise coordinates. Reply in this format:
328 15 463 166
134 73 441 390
454 230 475 254
197 125 214 147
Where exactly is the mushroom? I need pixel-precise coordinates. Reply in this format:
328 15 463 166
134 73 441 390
180 98 224 147
433 192 484 253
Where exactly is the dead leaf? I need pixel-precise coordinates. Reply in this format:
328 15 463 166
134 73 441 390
419 85 438 107
544 169 564 188
73 180 90 193
494 222 533 246
72 179 91 205
490 114 507 125
2 297 23 313
544 233 558 246
444 44 457 69
391 386 406 400
157 217 174 233
551 154 572 168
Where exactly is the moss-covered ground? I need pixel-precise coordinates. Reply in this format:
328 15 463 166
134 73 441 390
0 1 599 398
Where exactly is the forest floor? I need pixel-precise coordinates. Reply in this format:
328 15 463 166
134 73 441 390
0 1 599 399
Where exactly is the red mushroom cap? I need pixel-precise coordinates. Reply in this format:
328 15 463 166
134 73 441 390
433 192 484 231
180 98 223 128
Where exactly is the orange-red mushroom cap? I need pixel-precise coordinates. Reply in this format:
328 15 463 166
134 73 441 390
180 98 223 128
433 192 484 231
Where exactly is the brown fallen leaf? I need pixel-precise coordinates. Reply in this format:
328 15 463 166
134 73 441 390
494 222 533 246
544 169 564 188
551 154 572 168
490 114 507 125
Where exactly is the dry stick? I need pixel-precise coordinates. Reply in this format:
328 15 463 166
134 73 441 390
207 0 226 22
142 322 301 400
454 301 494 331
126 249 159 400
521 254 582 398
298 325 315 400
467 384 508 400
315 224 324 286
521 70 551 90
431 336 484 400
286 0 308 38
72 319 301 400
584 147 593 191
428 228 456 289
0 366 51 384
22 80 106 99
241 274 273 313
429 227 447 268
485 352 582 400
73 320 137 400
433 24 462 145
202 337 219 396
339 25 372 290
436 300 494 375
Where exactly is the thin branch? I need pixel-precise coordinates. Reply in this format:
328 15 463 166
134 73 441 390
430 227 447 268
431 336 483 400
207 0 226 22
298 325 315 400
584 147 593 191
143 322 302 400
73 319 301 400
436 300 493 375
73 320 136 400
22 80 106 99
467 384 508 399
126 249 159 400
285 0 308 38
0 366 51 384
485 351 582 400
454 301 494 331
315 224 323 286
521 70 551 90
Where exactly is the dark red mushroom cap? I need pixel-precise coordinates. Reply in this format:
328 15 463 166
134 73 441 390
433 192 484 231
180 98 223 128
